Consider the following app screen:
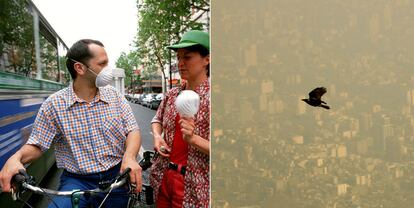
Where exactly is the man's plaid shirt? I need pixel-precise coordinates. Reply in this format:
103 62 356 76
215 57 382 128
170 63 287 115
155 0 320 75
27 84 139 174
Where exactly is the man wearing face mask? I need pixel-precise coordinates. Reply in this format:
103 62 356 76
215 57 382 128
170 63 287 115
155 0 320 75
0 39 142 208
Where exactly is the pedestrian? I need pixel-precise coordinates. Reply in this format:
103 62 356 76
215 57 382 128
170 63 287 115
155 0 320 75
150 30 210 208
0 39 142 208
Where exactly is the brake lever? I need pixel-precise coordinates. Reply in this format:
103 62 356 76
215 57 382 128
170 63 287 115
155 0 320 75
11 187 17 201
98 167 131 190
11 169 35 201
117 167 131 182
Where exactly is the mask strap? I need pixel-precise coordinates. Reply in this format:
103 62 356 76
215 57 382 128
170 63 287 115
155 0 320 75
69 58 98 76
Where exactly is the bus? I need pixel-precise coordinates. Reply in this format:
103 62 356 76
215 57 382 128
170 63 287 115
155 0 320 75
0 0 68 206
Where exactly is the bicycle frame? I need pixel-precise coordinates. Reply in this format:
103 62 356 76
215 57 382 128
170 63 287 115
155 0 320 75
12 168 133 208
14 177 127 197
11 151 156 208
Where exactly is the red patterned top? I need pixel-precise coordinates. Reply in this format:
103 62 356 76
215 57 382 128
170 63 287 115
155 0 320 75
150 78 210 207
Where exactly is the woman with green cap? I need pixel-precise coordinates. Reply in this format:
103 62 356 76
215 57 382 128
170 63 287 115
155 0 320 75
150 30 210 207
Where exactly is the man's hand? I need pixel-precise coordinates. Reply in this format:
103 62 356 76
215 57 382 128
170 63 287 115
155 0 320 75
121 157 142 193
0 155 25 192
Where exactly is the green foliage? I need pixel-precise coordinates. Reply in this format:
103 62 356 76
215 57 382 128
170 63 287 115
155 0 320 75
40 35 59 81
59 56 70 83
116 51 143 89
0 0 35 76
114 0 209 89
134 0 209 77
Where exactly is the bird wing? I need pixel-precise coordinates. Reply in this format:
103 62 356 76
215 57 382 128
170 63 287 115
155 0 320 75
309 87 327 100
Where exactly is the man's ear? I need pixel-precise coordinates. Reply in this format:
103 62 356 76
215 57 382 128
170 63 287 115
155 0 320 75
74 62 86 76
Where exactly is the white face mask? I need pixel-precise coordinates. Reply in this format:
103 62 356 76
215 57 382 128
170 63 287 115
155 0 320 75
70 59 113 87
87 66 113 87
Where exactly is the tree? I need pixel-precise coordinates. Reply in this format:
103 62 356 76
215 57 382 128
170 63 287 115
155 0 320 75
116 51 142 90
40 35 59 81
134 0 209 88
59 55 70 84
0 0 34 76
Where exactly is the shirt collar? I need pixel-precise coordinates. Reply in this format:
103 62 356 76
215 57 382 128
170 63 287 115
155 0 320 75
180 78 210 95
66 83 110 109
98 87 111 103
180 78 210 93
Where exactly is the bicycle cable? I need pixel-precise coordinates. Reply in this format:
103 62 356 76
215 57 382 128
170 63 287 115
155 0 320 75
98 167 131 208
12 184 34 208
39 186 59 208
17 198 34 208
98 185 114 208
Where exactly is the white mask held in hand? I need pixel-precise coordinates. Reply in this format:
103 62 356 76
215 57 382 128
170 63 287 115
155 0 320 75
175 90 200 118
88 66 113 87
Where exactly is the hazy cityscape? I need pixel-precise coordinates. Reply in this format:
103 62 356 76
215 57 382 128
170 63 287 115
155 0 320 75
212 0 414 207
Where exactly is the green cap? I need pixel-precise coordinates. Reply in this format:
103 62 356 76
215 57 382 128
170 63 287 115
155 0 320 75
167 30 209 51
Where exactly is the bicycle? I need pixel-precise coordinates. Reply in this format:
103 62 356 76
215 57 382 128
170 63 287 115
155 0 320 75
11 151 156 208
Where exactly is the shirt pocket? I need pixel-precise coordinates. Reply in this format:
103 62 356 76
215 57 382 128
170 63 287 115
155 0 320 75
101 116 126 156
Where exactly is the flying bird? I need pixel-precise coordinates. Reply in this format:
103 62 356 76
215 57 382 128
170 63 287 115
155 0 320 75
302 87 330 109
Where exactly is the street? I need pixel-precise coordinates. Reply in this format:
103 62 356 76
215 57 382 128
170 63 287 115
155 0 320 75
128 101 156 159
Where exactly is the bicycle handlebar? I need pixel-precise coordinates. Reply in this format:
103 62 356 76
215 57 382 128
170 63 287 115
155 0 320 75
11 150 155 205
11 167 131 200
12 170 27 185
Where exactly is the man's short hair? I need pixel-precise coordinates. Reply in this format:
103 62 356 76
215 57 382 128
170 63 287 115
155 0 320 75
66 39 104 80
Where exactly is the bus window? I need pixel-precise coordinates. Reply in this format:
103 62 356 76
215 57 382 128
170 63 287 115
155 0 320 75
0 0 35 78
58 40 70 84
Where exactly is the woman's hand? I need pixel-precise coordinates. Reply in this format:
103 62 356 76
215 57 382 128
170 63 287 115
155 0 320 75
153 134 170 157
179 117 196 144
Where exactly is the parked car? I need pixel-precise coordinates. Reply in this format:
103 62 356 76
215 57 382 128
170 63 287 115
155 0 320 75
125 94 133 101
135 94 145 104
142 93 155 107
149 93 163 110
130 94 140 104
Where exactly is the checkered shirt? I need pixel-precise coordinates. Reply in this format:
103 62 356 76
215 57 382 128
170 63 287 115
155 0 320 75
27 84 139 174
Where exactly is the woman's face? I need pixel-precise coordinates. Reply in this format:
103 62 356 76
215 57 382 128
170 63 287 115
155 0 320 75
176 48 209 81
